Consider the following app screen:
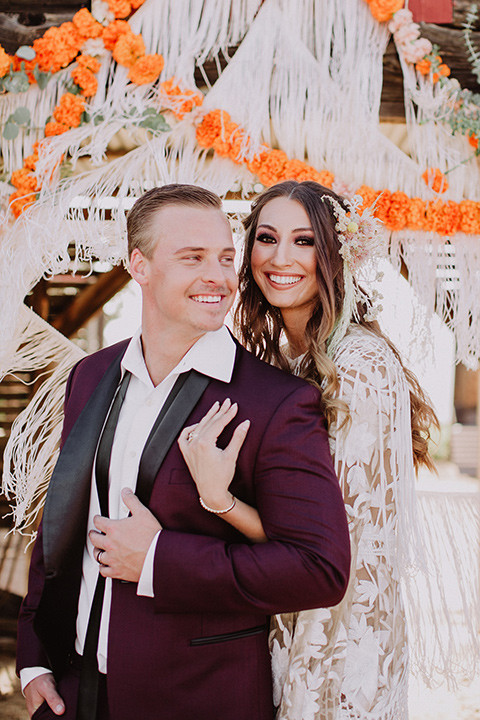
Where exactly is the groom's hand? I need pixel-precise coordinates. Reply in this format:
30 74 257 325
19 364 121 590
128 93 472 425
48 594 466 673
89 488 162 582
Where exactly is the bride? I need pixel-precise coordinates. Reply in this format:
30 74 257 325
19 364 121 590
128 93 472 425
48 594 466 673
179 180 438 719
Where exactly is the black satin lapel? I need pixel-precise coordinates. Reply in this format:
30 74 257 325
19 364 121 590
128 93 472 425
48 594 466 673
43 349 126 578
136 370 211 506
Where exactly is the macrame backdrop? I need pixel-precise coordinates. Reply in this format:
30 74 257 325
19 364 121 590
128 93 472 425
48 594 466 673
1 0 479 687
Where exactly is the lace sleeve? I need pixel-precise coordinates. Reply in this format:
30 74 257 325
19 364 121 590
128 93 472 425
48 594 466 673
270 327 413 720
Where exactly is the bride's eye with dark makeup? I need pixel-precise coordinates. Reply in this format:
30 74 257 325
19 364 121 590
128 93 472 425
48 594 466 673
255 233 277 244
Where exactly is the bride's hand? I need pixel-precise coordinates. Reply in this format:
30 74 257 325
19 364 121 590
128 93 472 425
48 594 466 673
178 399 250 511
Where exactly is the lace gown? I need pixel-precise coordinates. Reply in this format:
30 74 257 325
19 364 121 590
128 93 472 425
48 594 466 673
270 325 417 720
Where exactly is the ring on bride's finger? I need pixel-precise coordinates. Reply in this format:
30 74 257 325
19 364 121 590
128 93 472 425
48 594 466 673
186 430 197 443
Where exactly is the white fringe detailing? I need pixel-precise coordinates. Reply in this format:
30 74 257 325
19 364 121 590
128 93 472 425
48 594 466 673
1 306 86 536
390 230 480 369
406 489 480 686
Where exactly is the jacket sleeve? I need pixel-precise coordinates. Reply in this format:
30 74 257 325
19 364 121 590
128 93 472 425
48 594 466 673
152 384 351 615
16 360 81 675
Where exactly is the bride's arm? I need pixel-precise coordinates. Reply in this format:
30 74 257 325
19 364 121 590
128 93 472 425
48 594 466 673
178 399 268 543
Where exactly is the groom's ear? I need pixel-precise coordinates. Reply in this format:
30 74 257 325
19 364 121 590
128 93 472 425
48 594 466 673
129 248 150 285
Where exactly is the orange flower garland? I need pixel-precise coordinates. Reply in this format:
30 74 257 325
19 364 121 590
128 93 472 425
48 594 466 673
52 92 86 128
33 23 84 74
112 32 146 68
71 53 101 97
129 54 164 85
195 111 333 188
72 8 104 39
158 79 204 119
194 109 480 235
0 45 12 77
364 0 404 23
422 167 449 194
102 20 131 51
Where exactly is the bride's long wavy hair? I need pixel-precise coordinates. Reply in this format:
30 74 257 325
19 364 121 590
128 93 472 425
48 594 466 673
234 180 438 471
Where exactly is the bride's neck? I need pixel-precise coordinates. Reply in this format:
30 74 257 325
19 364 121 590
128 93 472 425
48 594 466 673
281 310 309 358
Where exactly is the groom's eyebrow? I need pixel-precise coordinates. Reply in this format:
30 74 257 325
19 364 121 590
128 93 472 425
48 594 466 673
173 246 235 253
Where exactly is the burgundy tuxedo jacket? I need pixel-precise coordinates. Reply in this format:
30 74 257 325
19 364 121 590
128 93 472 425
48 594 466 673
17 338 350 720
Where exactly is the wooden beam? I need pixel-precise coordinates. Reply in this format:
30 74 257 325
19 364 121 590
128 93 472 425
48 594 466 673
51 264 130 338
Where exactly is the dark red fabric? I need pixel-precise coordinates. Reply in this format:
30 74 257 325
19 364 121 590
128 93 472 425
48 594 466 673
18 340 350 720
409 0 453 23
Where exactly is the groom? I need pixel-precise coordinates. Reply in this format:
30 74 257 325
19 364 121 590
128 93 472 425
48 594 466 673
17 184 350 720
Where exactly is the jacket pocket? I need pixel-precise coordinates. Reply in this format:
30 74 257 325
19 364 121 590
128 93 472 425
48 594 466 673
189 623 268 646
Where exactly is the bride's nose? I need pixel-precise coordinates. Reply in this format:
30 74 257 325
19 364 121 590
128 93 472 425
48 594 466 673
271 240 293 267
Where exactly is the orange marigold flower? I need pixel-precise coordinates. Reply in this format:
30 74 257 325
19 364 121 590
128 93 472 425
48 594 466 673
281 159 312 181
293 166 324 183
113 32 145 68
9 190 37 218
77 54 101 73
373 189 392 224
228 130 249 164
424 199 444 233
128 54 164 84
102 20 132 51
159 78 203 118
24 152 39 172
441 201 460 236
131 0 146 7
468 132 479 150
422 167 448 194
415 58 431 76
406 197 426 230
10 168 38 192
33 23 83 73
317 170 335 188
212 121 239 157
71 66 98 96
12 55 37 83
385 191 410 231
246 149 270 175
73 8 104 39
108 0 132 19
459 200 480 234
439 63 451 77
53 93 86 128
196 110 231 148
368 0 404 23
256 149 289 187
356 185 379 215
45 121 70 136
0 44 11 77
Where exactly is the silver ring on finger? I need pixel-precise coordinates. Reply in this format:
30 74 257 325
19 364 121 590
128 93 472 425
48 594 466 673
186 430 197 443
97 549 106 566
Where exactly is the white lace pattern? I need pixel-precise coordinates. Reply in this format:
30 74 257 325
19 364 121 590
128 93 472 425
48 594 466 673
271 325 417 720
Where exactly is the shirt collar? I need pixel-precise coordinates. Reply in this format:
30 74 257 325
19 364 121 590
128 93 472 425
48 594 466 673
121 325 236 388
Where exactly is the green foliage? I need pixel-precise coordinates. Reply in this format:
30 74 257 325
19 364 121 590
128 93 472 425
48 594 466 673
3 122 19 140
16 46 36 61
138 107 170 133
3 70 29 93
33 66 51 90
2 106 31 139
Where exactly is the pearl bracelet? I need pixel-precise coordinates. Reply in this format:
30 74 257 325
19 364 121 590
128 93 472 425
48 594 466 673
199 494 237 514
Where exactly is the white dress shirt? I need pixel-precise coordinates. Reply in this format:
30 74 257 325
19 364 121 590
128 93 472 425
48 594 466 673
21 325 236 689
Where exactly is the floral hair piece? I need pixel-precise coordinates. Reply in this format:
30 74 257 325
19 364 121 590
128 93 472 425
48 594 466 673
321 194 386 355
